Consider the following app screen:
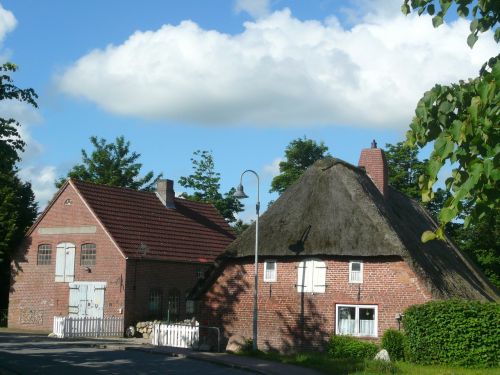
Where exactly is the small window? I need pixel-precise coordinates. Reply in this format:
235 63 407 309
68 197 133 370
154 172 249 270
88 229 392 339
297 259 326 293
167 289 180 320
336 304 378 337
349 261 363 283
186 300 195 315
80 243 96 266
196 268 206 280
263 260 277 282
37 244 52 265
64 198 73 206
149 289 162 315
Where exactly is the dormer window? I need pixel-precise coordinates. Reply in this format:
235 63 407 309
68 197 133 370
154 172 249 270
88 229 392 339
349 261 363 283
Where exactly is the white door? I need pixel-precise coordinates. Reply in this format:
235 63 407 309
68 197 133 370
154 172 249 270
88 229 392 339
55 243 75 282
68 282 106 318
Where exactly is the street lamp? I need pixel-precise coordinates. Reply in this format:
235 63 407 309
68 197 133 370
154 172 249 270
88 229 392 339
234 170 260 351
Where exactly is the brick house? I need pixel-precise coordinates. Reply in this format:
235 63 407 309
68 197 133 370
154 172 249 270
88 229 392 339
191 143 498 352
8 179 235 331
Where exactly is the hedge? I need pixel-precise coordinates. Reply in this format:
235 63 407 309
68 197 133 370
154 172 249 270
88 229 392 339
381 329 405 361
328 335 378 361
403 300 500 367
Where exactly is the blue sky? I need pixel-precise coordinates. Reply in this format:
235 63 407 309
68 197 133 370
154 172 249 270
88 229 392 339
0 0 497 222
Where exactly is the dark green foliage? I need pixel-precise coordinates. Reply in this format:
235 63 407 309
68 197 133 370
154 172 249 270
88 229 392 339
403 300 500 367
385 142 427 200
270 137 329 194
179 150 243 223
382 329 406 361
0 62 38 311
56 135 161 191
453 208 500 288
328 335 379 361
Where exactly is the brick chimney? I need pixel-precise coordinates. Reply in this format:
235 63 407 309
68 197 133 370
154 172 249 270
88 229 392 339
156 179 175 209
358 140 388 198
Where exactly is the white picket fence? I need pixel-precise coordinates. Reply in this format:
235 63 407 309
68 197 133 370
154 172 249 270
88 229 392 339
152 321 199 348
53 316 123 338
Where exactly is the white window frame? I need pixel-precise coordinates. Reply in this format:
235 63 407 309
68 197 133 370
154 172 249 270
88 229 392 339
335 304 378 337
263 260 277 282
349 261 363 283
297 259 326 293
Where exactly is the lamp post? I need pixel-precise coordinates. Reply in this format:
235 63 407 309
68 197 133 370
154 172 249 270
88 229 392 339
234 170 260 351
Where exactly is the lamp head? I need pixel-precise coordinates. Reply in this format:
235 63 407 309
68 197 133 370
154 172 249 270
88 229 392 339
233 184 248 199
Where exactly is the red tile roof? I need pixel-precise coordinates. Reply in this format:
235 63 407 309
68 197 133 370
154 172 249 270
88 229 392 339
72 179 235 263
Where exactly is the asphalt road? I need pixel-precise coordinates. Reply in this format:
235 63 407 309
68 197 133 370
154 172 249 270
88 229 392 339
0 332 249 375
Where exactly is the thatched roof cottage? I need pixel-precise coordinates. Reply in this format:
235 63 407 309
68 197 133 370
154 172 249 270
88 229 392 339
191 143 498 352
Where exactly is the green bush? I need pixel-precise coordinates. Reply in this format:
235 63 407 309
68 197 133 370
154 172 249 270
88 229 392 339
328 335 378 361
403 300 500 367
382 329 406 361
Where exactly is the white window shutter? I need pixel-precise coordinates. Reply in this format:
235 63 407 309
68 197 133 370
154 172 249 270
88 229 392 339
297 261 306 292
64 245 75 282
313 260 326 293
55 246 66 282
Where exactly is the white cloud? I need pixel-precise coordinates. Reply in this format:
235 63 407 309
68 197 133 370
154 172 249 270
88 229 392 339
0 100 44 160
18 166 58 209
0 3 16 42
234 0 270 19
263 157 282 177
58 8 497 129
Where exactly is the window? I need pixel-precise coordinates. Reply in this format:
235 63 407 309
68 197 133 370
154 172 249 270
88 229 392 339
37 244 52 265
149 289 163 315
297 259 326 293
336 304 378 337
80 244 96 266
349 261 363 283
167 289 180 320
263 260 277 282
196 268 206 280
55 243 75 282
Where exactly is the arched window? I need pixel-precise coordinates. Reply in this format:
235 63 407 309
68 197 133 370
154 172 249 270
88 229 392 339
297 259 326 293
37 244 52 265
80 243 96 266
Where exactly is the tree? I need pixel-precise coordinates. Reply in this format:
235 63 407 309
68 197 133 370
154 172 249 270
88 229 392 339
57 136 161 191
384 142 452 220
385 142 427 199
384 142 499 286
0 63 38 311
270 137 330 194
179 150 243 223
403 2 499 241
455 207 500 288
402 0 499 47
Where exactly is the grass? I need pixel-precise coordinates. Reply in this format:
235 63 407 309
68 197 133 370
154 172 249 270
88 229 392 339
237 350 500 375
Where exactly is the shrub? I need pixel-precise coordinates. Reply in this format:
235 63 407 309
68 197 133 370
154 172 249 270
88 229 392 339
382 329 406 361
403 300 500 367
328 335 378 361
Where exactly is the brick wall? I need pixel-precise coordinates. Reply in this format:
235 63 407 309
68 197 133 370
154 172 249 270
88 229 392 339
124 259 207 326
200 257 432 352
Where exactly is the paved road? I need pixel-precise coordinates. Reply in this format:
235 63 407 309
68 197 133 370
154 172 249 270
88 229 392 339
0 333 249 374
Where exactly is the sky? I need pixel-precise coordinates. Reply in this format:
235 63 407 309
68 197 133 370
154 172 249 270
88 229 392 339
0 0 497 222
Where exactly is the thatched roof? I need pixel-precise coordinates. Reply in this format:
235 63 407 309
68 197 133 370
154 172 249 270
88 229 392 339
193 158 498 301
